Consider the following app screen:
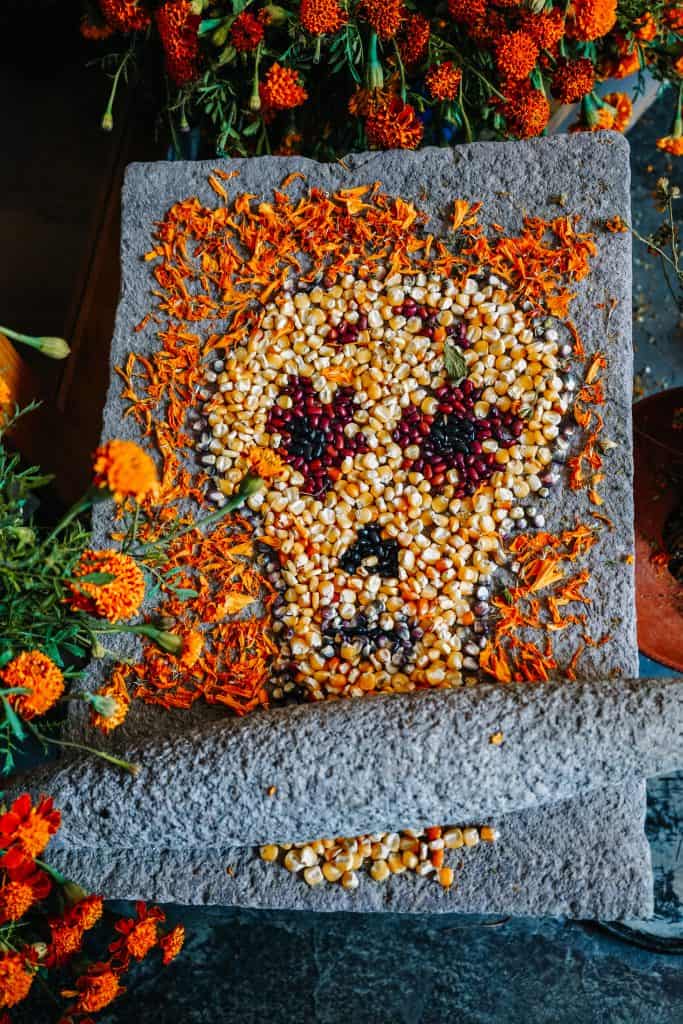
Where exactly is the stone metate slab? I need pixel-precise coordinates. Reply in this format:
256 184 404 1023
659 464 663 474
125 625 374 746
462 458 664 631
55 134 646 918
20 678 683 851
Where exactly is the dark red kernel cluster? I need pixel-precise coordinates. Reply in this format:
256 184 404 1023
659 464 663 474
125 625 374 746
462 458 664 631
266 375 368 495
396 302 469 345
393 379 525 496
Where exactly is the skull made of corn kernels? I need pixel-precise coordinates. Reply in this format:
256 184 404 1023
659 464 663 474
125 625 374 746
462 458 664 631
206 266 565 700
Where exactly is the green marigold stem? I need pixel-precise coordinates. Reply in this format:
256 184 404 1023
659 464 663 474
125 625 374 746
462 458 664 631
27 723 139 775
367 31 383 91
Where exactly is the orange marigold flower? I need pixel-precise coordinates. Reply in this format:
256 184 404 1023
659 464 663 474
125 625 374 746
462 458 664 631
568 0 617 42
179 630 204 668
365 97 423 150
247 445 287 480
48 917 85 967
495 31 539 82
0 853 51 925
261 63 308 111
155 0 200 86
300 0 347 35
0 794 60 859
275 131 304 156
0 650 64 721
67 962 124 1014
0 376 10 408
81 15 114 39
657 134 683 156
359 0 404 39
604 91 633 132
664 5 683 32
675 56 683 76
159 924 185 964
425 62 462 102
0 952 33 1009
93 438 159 503
110 901 165 965
520 7 565 50
230 11 264 50
68 549 145 623
91 669 131 732
71 894 105 931
606 40 642 80
605 215 628 233
397 13 430 67
470 11 507 47
448 0 485 21
634 11 658 41
551 58 596 103
503 83 550 138
99 0 150 32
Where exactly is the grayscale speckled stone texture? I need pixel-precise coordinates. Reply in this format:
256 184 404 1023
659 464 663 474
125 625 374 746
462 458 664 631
20 677 683 849
52 134 651 918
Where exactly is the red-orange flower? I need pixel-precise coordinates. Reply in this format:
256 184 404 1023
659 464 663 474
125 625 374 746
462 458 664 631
261 64 308 111
397 13 430 67
160 924 185 964
0 952 33 1009
568 0 617 42
48 917 85 967
66 962 124 1014
664 5 683 32
359 0 404 39
604 91 633 132
110 901 165 965
657 134 683 156
605 37 642 80
71 894 105 931
91 669 131 732
633 11 658 41
0 852 51 924
425 62 462 102
81 15 114 40
93 438 159 503
299 0 347 35
0 376 10 409
155 0 200 86
99 0 150 32
0 650 64 720
520 7 565 50
0 794 60 859
551 58 596 104
503 83 550 138
447 0 485 21
365 97 423 150
68 549 145 623
495 31 539 82
230 11 264 50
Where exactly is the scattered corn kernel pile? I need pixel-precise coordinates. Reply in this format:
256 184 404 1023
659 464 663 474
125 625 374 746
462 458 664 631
260 824 498 891
119 175 615 894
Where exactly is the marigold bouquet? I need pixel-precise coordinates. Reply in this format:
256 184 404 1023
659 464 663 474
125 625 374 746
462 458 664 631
81 1 683 156
0 793 183 1019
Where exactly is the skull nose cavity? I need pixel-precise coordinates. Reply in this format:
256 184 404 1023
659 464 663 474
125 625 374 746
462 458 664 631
339 525 399 578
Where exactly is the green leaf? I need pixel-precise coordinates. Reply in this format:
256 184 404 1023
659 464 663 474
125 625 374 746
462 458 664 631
0 651 13 669
444 343 467 383
243 120 261 137
1 699 25 742
72 572 116 586
171 588 199 600
198 17 227 36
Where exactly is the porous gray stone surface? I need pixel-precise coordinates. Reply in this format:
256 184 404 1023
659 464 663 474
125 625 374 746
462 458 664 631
47 780 650 919
19 677 683 851
56 134 648 917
